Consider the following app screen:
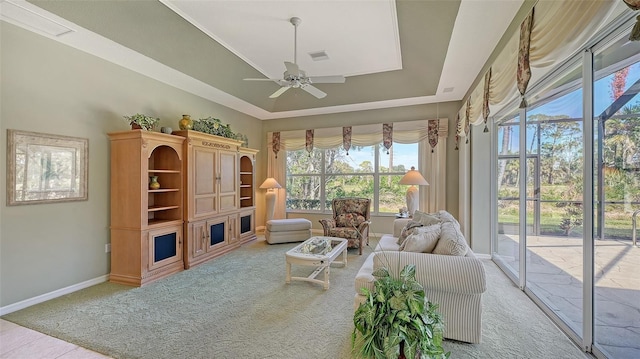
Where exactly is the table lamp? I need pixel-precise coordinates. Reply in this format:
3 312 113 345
398 166 428 217
260 177 282 221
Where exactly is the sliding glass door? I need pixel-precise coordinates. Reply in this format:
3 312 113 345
495 119 522 280
592 34 640 359
525 81 585 340
492 15 640 359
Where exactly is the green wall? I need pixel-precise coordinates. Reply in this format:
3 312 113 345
0 22 263 308
1 18 463 308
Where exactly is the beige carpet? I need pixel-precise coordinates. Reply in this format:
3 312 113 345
2 237 586 359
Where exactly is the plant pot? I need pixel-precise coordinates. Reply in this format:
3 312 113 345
131 123 143 130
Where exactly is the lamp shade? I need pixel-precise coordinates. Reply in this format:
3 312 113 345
399 167 429 186
260 177 282 189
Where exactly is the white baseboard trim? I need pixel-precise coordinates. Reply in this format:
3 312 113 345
0 274 109 316
474 253 492 260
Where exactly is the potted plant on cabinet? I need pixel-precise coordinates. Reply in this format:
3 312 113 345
123 113 160 131
352 264 450 359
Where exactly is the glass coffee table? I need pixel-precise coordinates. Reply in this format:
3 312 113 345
285 236 348 290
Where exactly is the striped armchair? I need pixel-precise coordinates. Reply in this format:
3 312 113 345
354 214 487 343
319 197 371 255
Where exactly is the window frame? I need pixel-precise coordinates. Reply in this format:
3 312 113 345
285 142 416 215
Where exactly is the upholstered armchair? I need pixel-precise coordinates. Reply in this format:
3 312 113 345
319 197 371 255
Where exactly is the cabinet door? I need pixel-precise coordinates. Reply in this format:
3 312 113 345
239 210 255 239
218 150 237 212
228 214 238 245
206 216 228 251
193 147 217 217
147 225 183 271
190 220 207 259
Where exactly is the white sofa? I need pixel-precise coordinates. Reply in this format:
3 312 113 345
354 213 487 344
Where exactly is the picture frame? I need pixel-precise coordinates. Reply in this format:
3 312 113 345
6 129 88 206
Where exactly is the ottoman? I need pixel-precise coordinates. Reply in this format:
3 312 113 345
265 218 312 244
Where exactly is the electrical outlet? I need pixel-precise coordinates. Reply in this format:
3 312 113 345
105 243 111 253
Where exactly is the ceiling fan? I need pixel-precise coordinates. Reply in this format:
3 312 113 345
244 17 346 99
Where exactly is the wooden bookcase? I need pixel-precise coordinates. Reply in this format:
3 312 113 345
173 130 258 268
108 129 259 282
239 147 259 243
108 130 185 286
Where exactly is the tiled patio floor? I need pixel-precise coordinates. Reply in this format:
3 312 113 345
497 234 640 359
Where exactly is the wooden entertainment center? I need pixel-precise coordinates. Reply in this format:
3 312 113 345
108 130 258 286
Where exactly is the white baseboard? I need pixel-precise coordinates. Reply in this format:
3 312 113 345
0 274 109 316
474 253 492 260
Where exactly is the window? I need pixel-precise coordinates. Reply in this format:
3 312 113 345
286 142 419 214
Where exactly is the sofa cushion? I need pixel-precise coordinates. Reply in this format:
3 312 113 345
413 210 442 226
397 220 423 246
433 221 468 256
377 235 401 251
400 224 441 253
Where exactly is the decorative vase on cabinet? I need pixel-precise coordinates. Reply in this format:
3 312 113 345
178 114 193 130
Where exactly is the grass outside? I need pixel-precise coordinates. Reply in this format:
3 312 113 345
498 204 636 239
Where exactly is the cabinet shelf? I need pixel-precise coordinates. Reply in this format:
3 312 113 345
148 188 180 193
239 171 252 175
147 218 182 228
240 184 251 188
240 197 252 201
149 169 181 174
148 205 180 212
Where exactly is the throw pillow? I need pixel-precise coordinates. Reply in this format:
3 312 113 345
432 221 468 256
436 210 460 229
397 220 423 246
413 210 441 226
400 224 441 253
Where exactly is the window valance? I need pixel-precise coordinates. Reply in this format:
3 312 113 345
270 119 448 151
457 0 620 138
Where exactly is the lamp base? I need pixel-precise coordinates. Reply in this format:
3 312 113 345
406 185 419 217
265 191 276 221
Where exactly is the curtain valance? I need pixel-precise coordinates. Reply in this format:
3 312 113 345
457 0 619 136
271 119 447 151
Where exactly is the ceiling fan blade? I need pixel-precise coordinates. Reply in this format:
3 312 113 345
301 85 327 99
269 86 291 99
308 75 346 84
284 61 300 76
243 78 282 81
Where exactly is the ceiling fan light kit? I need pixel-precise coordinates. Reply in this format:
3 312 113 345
244 16 346 99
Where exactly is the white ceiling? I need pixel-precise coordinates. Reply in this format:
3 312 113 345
2 0 525 120
162 0 403 79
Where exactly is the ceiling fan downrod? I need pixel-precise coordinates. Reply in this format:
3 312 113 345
290 17 301 65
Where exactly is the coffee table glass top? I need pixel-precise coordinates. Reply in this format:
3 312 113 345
295 236 341 255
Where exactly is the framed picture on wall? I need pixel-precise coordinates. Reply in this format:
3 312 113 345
6 129 88 206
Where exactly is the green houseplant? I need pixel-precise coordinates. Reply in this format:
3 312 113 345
123 113 160 131
352 264 449 359
192 116 237 139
